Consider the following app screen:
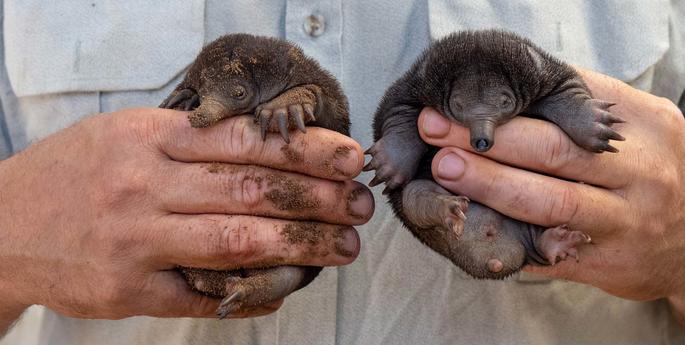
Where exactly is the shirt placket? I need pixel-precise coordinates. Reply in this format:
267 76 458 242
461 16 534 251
277 1 343 345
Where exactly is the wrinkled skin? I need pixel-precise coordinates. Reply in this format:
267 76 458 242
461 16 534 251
161 34 349 141
0 109 372 335
445 70 519 152
419 68 685 325
367 30 620 278
161 34 354 317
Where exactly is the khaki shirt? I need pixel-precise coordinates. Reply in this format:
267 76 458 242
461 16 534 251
2 1 685 344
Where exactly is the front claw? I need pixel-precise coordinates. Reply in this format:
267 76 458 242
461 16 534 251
160 88 200 111
254 102 316 143
253 84 319 143
575 99 626 153
216 276 248 319
215 266 314 319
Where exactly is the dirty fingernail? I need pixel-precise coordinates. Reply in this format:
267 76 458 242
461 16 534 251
422 110 450 138
335 227 359 258
437 153 465 180
347 187 375 220
333 145 359 177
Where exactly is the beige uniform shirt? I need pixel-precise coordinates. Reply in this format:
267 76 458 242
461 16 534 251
2 1 685 344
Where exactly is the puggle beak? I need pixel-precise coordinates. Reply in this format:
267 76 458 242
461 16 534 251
469 119 496 152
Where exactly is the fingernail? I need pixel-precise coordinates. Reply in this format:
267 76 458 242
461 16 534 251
333 145 359 177
335 227 359 257
422 110 450 138
347 187 374 220
437 153 465 180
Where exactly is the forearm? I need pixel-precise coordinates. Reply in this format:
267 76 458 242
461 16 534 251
668 294 685 327
0 158 25 337
0 304 25 338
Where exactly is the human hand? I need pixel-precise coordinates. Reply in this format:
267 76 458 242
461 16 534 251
417 68 685 323
0 108 371 327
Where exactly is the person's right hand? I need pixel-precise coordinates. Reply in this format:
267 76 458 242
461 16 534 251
0 108 372 322
417 68 685 324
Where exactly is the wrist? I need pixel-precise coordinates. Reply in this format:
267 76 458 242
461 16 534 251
0 276 28 321
0 301 27 336
668 292 685 327
0 303 26 318
0 162 29 332
0 270 28 334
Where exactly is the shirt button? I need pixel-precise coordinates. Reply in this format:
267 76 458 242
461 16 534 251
303 14 325 37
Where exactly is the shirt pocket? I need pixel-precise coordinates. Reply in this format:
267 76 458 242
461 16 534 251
4 0 206 97
3 0 205 149
426 0 670 82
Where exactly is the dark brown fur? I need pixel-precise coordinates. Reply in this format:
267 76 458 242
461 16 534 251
160 34 350 317
367 30 621 279
161 33 349 136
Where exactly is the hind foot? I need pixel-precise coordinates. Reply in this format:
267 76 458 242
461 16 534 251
535 225 591 264
401 179 469 235
400 195 530 279
255 85 320 143
434 194 470 236
180 265 320 319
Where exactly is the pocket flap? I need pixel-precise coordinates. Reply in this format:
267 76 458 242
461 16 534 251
4 0 205 97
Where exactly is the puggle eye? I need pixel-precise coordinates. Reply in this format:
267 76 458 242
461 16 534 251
451 96 464 112
499 94 512 108
232 85 247 100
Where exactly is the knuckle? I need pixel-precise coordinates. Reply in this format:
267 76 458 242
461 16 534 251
226 117 259 159
643 222 668 239
644 162 679 206
655 97 684 128
209 221 265 261
482 168 503 198
212 165 264 210
540 129 575 173
658 165 680 192
108 108 165 144
227 227 264 261
542 185 580 225
96 167 150 208
236 166 264 209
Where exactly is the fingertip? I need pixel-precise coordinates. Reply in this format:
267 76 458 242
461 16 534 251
418 107 451 140
297 127 365 180
339 138 365 178
347 226 362 260
432 148 467 182
333 226 361 265
346 182 375 224
303 225 360 266
278 222 361 266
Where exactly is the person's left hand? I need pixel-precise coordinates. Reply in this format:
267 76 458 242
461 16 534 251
417 68 685 324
